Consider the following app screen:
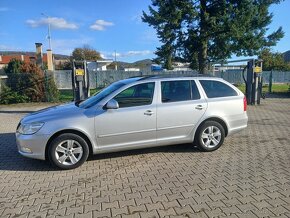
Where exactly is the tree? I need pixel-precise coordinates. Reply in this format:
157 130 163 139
21 62 45 102
142 0 190 69
4 59 24 92
72 45 102 61
143 0 284 73
1 59 47 103
55 61 72 70
5 58 23 74
258 48 290 71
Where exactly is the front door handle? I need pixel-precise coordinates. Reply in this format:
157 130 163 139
144 110 154 116
195 105 204 110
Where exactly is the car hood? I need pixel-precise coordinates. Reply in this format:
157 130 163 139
21 102 85 123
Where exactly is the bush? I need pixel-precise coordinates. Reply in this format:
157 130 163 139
20 62 45 102
0 86 29 104
0 59 61 104
44 73 60 102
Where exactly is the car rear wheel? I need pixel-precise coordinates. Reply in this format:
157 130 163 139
195 121 225 151
48 133 89 170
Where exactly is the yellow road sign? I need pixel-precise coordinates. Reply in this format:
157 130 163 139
75 69 85 76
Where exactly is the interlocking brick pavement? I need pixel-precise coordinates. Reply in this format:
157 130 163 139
0 98 290 217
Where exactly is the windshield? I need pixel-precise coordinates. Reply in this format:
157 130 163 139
78 77 141 108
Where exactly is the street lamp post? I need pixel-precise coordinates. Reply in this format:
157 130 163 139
41 13 52 50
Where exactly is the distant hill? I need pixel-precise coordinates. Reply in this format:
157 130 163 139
0 51 154 70
0 51 70 60
283 50 290 63
114 59 153 70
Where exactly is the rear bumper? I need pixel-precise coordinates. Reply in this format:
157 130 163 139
227 124 248 136
227 113 248 136
16 133 50 160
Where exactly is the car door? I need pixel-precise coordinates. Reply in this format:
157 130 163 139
95 82 157 149
157 80 207 144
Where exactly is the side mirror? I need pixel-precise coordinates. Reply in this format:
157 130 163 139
105 99 119 109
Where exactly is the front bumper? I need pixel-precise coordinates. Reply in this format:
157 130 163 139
16 132 50 160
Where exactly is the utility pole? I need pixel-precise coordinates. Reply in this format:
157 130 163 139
114 50 117 70
41 13 54 71
41 13 52 50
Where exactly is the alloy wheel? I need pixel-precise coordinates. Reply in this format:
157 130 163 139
55 140 83 166
201 126 222 148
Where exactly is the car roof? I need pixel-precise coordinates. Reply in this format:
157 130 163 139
134 74 220 81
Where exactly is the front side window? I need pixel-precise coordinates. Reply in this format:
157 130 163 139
200 80 237 98
114 82 155 108
161 80 191 103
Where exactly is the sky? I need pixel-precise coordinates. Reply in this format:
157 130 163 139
0 0 290 63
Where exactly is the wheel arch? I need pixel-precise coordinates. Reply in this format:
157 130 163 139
45 129 93 161
195 117 228 138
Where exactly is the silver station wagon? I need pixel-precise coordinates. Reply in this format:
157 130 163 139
16 76 248 169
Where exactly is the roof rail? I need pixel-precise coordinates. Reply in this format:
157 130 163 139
135 73 214 80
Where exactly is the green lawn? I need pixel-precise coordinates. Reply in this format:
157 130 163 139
236 83 289 94
59 89 100 102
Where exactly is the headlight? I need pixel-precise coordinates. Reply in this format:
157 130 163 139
17 122 45 135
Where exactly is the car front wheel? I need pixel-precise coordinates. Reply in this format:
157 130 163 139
195 121 225 151
48 133 89 170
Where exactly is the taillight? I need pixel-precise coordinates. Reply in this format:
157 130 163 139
243 96 247 111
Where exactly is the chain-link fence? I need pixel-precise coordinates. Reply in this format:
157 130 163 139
1 69 289 102
51 69 290 90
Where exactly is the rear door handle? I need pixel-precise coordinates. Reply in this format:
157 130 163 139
195 105 204 110
144 110 154 116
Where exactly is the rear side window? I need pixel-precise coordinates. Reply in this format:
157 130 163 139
161 80 200 103
200 80 237 98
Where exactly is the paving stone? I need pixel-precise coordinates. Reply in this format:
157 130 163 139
102 201 119 210
1 99 290 218
119 199 136 208
128 205 147 214
157 208 176 217
146 202 164 211
112 207 128 216
139 210 159 218
93 209 111 217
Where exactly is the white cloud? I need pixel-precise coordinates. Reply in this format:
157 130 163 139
26 17 78 30
126 50 151 56
101 50 152 59
0 7 9 12
90 19 114 31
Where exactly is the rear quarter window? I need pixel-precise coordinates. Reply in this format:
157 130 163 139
200 80 237 98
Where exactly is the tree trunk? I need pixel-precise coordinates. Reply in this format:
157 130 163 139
164 53 173 70
198 40 207 74
198 0 208 74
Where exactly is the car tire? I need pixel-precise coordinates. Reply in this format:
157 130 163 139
195 121 225 152
48 133 89 170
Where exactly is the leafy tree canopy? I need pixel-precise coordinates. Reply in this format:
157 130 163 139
4 58 23 74
143 0 284 73
72 45 102 61
259 48 290 71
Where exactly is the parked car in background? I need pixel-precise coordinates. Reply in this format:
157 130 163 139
16 76 248 169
